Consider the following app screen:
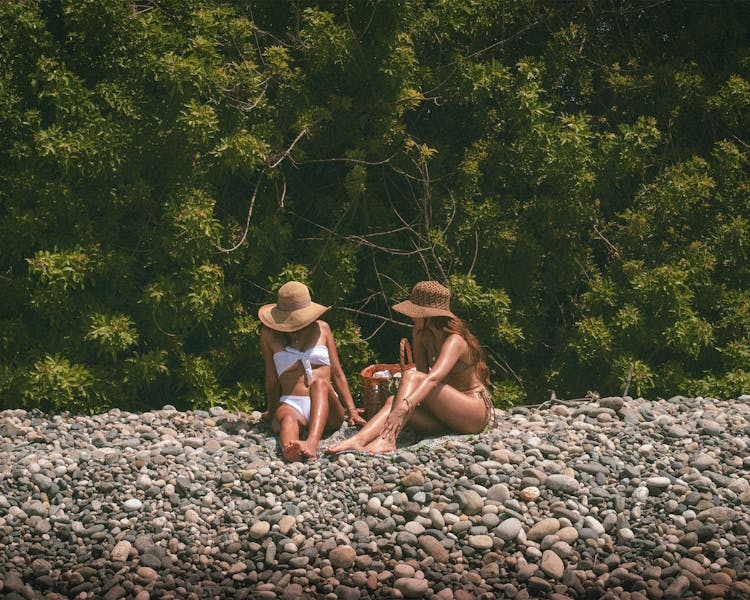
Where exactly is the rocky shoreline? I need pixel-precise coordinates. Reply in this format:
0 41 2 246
1 394 750 599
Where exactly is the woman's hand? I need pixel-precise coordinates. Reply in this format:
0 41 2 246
346 407 366 427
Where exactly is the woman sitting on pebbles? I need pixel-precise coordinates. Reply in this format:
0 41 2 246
259 281 365 461
326 280 493 455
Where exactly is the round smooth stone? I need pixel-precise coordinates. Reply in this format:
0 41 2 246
250 521 271 539
520 486 540 501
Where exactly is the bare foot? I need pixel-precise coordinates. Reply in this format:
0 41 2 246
298 440 319 459
282 440 303 462
325 436 367 454
364 435 397 454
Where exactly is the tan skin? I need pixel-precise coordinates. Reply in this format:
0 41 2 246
260 320 365 461
325 317 488 454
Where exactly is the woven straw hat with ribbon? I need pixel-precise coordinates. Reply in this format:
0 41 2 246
258 281 330 332
392 280 456 319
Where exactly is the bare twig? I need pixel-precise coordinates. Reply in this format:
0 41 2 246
268 128 308 168
151 307 178 338
525 395 595 410
416 154 448 281
621 0 671 14
226 78 270 112
389 163 449 184
142 0 182 23
460 14 547 61
214 174 264 253
378 271 410 292
383 172 423 234
356 224 417 238
573 255 593 283
467 230 480 276
592 222 620 257
372 256 394 322
288 211 431 256
130 0 156 17
244 279 273 298
623 364 634 397
412 236 432 278
342 0 378 99
277 173 287 208
440 192 458 239
336 305 412 328
394 93 443 105
245 3 290 56
292 151 400 167
485 350 524 388
362 320 387 342
358 1 380 38
246 3 265 66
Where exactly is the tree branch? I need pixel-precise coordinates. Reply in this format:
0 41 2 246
289 211 431 256
214 173 264 253
268 128 308 168
292 150 400 167
467 230 480 277
336 305 412 328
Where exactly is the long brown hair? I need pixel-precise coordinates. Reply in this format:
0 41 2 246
427 316 491 387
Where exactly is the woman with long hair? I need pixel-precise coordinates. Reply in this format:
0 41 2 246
326 281 493 454
258 281 365 461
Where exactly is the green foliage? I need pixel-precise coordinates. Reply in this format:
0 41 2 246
22 354 101 414
85 313 139 360
489 381 525 411
27 246 101 291
1 1 749 413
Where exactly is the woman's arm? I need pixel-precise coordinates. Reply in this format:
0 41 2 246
401 334 465 403
321 321 365 426
259 327 281 420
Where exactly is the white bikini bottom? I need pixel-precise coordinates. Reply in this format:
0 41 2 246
280 395 311 421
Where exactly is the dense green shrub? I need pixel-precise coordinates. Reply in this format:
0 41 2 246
1 1 748 413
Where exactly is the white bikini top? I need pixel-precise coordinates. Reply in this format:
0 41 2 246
273 345 330 381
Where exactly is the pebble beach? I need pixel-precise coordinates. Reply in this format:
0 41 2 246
1 394 750 600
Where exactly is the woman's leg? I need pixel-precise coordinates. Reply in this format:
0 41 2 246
418 384 489 433
297 379 333 458
364 371 487 454
325 395 396 453
406 405 450 435
324 382 346 434
357 370 426 453
272 404 307 462
324 388 448 453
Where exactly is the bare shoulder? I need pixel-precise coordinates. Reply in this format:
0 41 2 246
442 333 469 355
260 326 284 349
316 321 336 349
316 320 333 339
444 332 467 348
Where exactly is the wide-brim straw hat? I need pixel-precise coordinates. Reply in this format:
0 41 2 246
258 281 330 332
392 280 456 319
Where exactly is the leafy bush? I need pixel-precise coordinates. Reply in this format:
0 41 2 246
1 1 748 413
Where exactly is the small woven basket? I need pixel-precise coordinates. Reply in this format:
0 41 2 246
360 338 414 419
